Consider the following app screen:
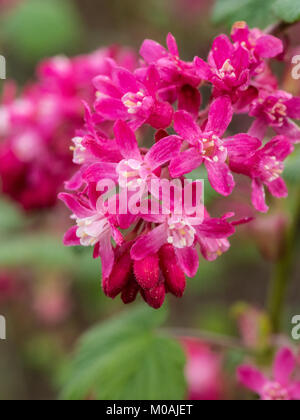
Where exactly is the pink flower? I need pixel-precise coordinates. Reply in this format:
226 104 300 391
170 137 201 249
238 347 300 400
249 90 300 143
194 35 252 104
59 187 123 279
231 21 283 73
181 338 224 400
94 65 173 131
230 136 293 212
140 33 201 89
169 96 260 196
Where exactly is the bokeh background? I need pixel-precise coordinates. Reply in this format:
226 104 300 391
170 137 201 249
0 0 300 400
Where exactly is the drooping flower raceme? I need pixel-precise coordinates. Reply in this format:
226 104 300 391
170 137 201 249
60 23 299 308
238 347 300 400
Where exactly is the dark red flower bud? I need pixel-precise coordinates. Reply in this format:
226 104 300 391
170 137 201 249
103 250 132 298
121 275 140 305
141 282 166 309
159 244 186 298
133 254 160 290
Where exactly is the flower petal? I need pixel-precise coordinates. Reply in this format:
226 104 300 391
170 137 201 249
205 160 235 196
63 226 80 246
195 218 235 239
252 179 268 213
99 231 114 279
267 177 288 198
255 35 283 58
131 224 167 261
114 120 141 160
237 365 267 394
82 162 118 183
194 57 213 80
174 110 202 144
285 97 300 119
211 35 234 69
167 33 179 56
289 382 300 400
145 135 182 170
58 193 93 218
225 134 261 157
274 347 295 386
175 247 199 278
206 96 233 137
140 39 168 63
95 97 127 120
169 148 203 178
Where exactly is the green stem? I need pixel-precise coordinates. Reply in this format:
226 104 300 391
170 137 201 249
267 190 300 334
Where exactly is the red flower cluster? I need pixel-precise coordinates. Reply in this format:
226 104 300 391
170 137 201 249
57 22 299 308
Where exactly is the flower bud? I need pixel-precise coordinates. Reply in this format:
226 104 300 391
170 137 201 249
133 254 160 290
159 244 186 297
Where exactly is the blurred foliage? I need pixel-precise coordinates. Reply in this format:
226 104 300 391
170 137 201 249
0 0 82 64
61 305 187 400
273 0 300 23
213 0 276 28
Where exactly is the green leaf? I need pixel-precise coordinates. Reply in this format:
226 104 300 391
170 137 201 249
61 305 187 400
213 0 277 29
0 199 26 233
273 0 300 23
0 0 83 62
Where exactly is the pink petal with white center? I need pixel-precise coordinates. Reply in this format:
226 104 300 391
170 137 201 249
82 162 118 183
58 193 93 218
131 224 168 261
267 178 288 198
145 135 182 170
195 219 235 239
175 246 199 278
63 226 81 246
211 35 234 69
178 85 202 119
255 35 283 58
206 96 233 137
167 33 179 56
225 134 261 157
237 365 267 394
194 57 213 80
114 120 141 160
140 40 168 63
99 231 114 279
274 348 296 386
174 110 202 144
252 179 268 213
95 97 127 120
169 148 203 178
205 160 235 196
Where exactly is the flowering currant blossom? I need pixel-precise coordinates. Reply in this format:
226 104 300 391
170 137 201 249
249 90 300 143
94 65 173 130
61 23 300 308
230 21 283 73
230 136 293 213
169 96 261 196
238 347 300 400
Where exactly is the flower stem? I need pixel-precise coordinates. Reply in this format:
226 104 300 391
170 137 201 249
267 190 300 334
